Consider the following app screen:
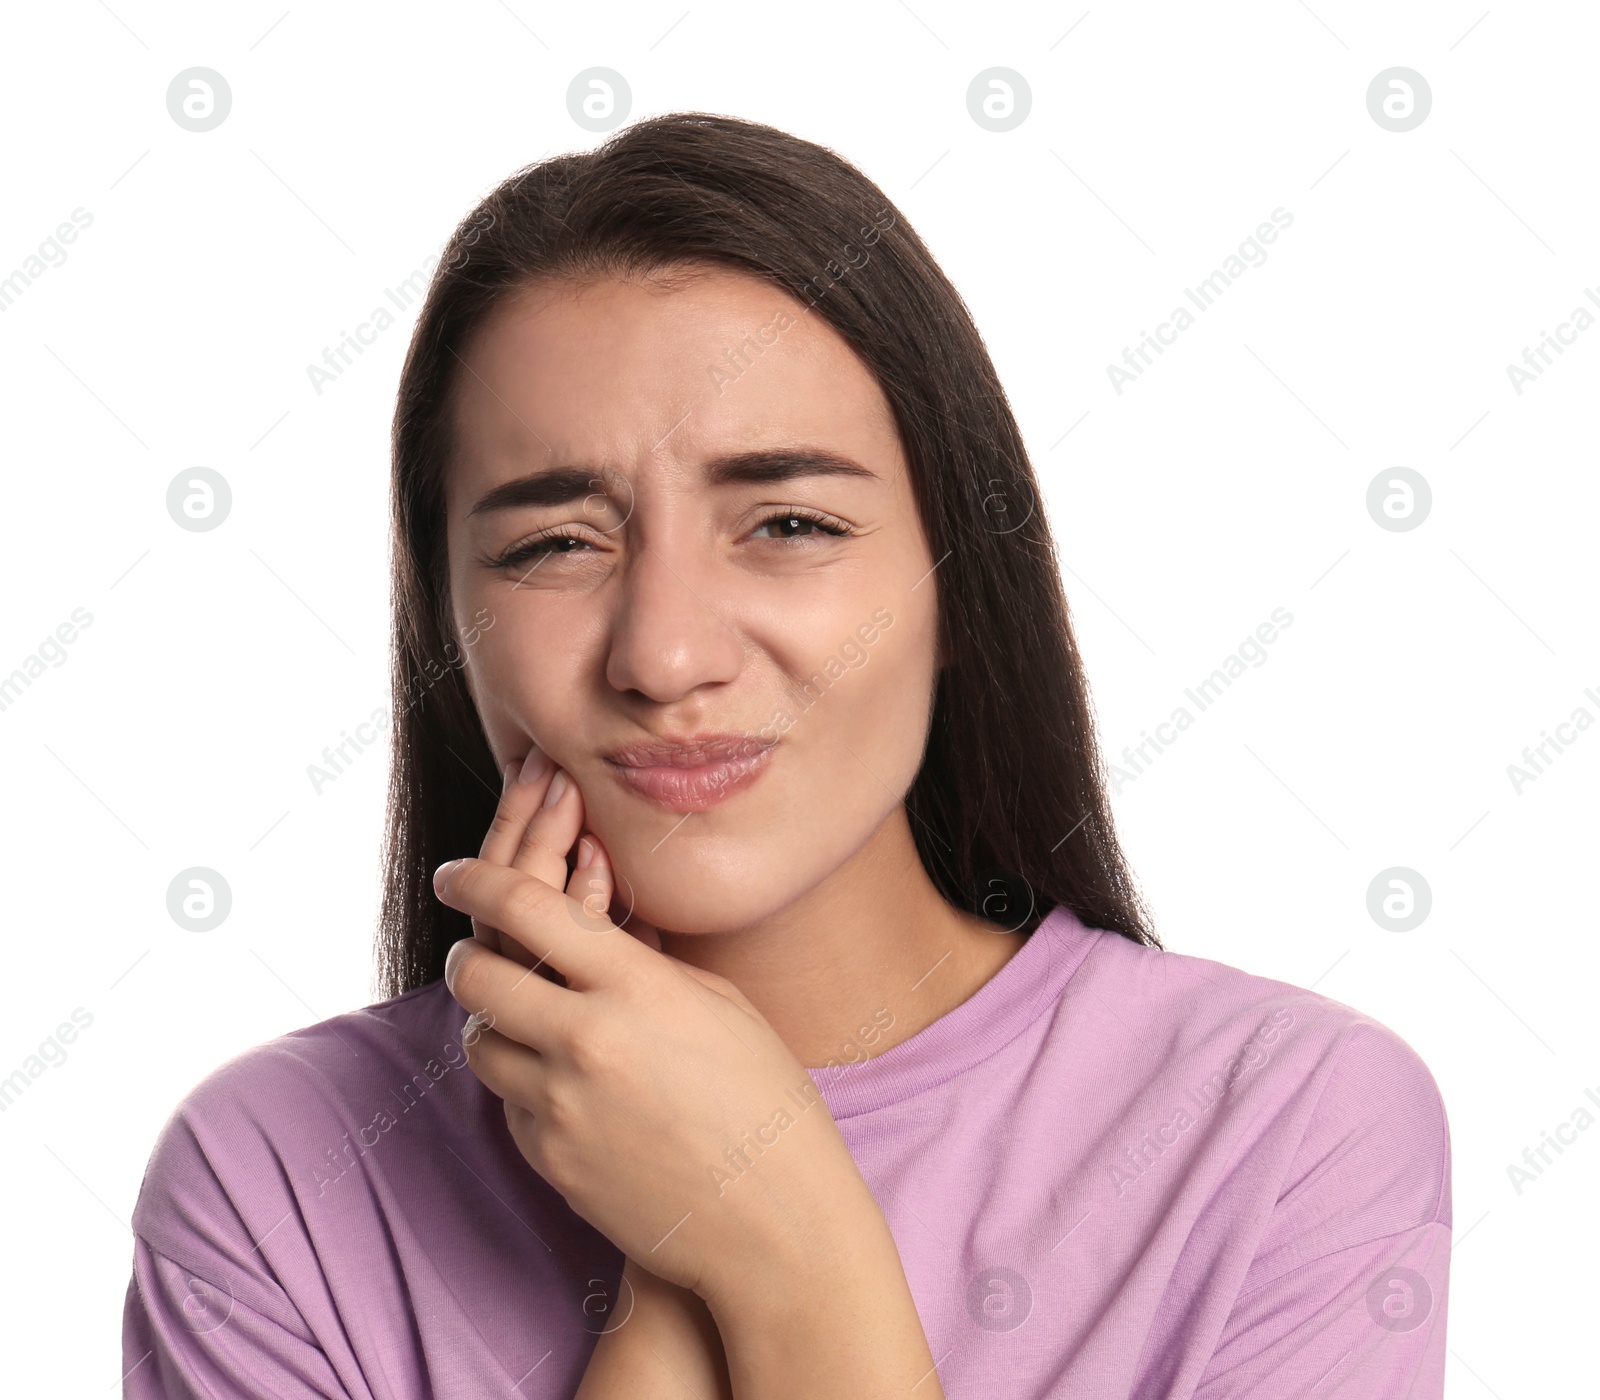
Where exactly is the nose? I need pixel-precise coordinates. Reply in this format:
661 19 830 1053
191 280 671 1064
603 538 746 704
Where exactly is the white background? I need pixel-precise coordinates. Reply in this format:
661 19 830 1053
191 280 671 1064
1 2 1594 1394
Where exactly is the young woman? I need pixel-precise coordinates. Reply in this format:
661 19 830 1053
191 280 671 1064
122 113 1451 1398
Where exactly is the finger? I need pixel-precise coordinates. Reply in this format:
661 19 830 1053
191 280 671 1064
470 760 526 958
444 926 576 1050
459 1021 549 1106
474 748 562 968
480 746 561 875
581 834 662 952
436 860 636 1027
509 765 587 892
566 832 614 930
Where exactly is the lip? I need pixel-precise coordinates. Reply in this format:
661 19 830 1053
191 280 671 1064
603 732 775 812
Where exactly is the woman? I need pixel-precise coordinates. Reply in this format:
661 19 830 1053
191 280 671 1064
122 112 1451 1398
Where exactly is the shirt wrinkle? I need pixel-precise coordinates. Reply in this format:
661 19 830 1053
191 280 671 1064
121 906 1451 1398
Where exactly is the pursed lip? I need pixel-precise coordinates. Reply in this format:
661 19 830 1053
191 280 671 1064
605 732 774 768
602 732 776 811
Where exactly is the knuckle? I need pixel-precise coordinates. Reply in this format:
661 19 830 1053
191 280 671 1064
505 873 556 928
450 950 486 1005
541 1076 581 1133
566 1020 624 1077
444 858 484 905
513 819 557 864
538 1138 575 1193
485 806 524 842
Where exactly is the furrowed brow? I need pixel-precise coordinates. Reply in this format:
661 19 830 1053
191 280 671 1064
702 448 879 488
468 468 605 517
468 449 877 517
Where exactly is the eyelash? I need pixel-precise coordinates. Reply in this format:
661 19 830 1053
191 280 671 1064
488 506 857 569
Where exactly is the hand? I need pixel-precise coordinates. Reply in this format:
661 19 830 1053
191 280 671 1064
434 753 873 1307
574 1256 733 1399
468 753 733 1395
470 749 662 974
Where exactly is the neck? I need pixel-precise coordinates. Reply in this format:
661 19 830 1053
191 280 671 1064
655 808 1025 1068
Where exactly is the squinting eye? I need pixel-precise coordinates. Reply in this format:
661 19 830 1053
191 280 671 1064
751 509 854 541
489 506 856 571
490 532 592 570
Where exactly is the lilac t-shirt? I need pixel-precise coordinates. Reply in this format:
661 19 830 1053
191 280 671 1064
122 904 1451 1397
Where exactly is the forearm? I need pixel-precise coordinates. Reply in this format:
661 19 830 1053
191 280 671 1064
706 1209 945 1399
574 1258 733 1400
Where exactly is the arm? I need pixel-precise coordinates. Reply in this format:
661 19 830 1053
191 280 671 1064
1191 1224 1450 1397
702 1196 945 1400
446 764 941 1396
575 1258 733 1400
575 1189 942 1400
124 1236 351 1399
1191 1022 1452 1398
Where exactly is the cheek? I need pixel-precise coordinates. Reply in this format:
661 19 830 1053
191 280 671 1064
861 612 939 781
459 618 586 761
790 599 939 784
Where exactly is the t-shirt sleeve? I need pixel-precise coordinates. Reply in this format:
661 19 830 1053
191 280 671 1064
118 1041 376 1400
1192 1018 1452 1398
123 1236 351 1399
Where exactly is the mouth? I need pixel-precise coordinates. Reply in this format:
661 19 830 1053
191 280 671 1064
602 733 775 812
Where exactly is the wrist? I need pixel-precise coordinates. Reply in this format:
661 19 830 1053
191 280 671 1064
704 1214 940 1399
696 1128 884 1307
701 1189 898 1332
576 1258 731 1400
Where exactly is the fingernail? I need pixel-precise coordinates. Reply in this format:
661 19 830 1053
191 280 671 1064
519 746 552 785
502 761 519 791
576 836 594 867
433 859 465 896
542 769 569 808
444 937 472 992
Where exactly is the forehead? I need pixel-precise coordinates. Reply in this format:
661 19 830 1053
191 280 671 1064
445 265 901 494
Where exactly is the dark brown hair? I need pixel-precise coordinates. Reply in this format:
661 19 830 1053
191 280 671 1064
377 111 1159 999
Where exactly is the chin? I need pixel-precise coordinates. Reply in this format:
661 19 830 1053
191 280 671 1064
608 864 801 938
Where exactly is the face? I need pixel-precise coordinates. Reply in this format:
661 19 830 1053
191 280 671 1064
443 265 943 935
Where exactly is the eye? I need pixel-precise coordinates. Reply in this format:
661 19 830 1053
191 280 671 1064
750 507 856 543
486 506 856 572
487 529 595 571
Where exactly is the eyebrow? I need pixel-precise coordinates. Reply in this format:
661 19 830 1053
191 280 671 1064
466 448 879 518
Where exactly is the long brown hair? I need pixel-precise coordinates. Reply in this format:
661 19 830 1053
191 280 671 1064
377 111 1159 999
